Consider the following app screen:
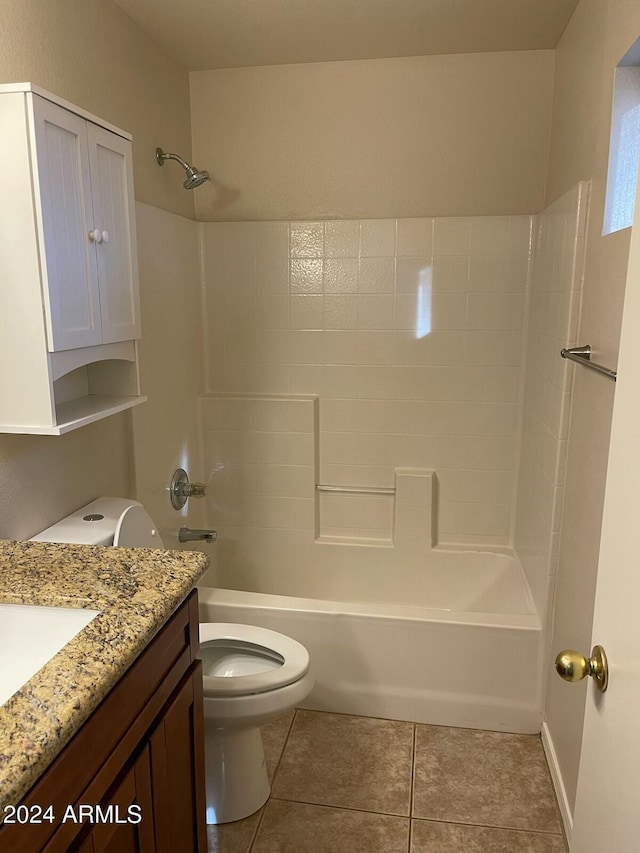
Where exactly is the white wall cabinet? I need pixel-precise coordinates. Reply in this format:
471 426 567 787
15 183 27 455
0 83 145 434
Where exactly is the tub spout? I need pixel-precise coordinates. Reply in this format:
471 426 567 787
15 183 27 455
179 527 217 544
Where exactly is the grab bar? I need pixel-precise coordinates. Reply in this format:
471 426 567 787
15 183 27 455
316 484 396 496
560 345 617 382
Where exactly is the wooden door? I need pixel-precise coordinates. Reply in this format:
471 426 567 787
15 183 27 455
31 95 102 351
86 123 141 344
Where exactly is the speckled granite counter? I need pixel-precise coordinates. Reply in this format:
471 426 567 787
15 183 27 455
0 539 208 814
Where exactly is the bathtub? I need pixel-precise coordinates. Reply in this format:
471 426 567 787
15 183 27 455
198 548 543 734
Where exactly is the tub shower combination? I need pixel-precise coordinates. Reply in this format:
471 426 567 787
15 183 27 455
194 190 588 736
197 397 543 734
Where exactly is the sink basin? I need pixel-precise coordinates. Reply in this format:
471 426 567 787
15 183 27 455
0 603 99 707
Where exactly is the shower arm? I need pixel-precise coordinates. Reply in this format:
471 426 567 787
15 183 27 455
156 149 190 170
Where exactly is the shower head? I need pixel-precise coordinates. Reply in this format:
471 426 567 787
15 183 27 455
156 147 210 190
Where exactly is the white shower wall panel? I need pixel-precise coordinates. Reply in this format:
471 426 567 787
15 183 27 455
199 215 533 553
514 183 589 620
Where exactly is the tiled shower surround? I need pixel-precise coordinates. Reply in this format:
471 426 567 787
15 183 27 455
515 183 589 619
199 214 534 568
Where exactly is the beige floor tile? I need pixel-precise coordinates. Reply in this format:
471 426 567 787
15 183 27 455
271 710 414 815
412 726 561 833
206 808 262 853
252 799 410 853
263 710 295 781
411 819 566 852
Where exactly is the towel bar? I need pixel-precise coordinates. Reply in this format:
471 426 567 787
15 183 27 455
316 484 396 496
560 345 617 381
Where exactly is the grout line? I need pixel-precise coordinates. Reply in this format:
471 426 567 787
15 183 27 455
265 796 563 841
247 710 299 853
409 723 417 844
293 706 418 726
270 708 297 783
410 815 565 836
247 802 268 853
269 795 412 820
262 796 565 841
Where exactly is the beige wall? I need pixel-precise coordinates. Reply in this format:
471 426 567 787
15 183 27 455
190 51 555 222
543 0 640 826
0 416 133 539
0 0 194 539
0 0 194 220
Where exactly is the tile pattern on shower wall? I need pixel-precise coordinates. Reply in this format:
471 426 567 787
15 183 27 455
200 391 438 584
514 183 589 618
200 394 317 530
202 215 532 547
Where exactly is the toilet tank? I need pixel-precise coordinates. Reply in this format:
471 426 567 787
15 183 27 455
31 497 163 548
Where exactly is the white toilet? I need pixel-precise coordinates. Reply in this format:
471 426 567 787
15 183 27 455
32 497 314 825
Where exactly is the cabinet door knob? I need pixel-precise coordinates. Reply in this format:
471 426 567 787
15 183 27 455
88 229 103 243
101 230 109 243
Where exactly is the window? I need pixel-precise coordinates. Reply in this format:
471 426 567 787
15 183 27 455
603 39 640 235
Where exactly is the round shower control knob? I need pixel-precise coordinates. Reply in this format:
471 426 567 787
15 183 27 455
169 468 207 510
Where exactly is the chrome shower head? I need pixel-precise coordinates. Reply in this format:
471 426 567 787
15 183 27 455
182 165 210 190
156 147 210 190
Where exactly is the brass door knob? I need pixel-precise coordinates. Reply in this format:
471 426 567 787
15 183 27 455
554 645 609 693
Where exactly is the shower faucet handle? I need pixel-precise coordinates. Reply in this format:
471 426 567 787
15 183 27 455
170 468 207 510
179 481 206 498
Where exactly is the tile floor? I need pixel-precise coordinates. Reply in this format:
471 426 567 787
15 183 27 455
207 710 567 853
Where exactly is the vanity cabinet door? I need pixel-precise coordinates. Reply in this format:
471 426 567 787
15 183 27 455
70 747 155 853
149 661 207 853
31 95 102 351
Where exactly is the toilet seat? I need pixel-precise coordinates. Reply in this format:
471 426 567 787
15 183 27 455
199 623 310 696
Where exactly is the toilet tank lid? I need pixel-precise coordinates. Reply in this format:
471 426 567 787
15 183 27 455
30 497 142 546
114 504 163 549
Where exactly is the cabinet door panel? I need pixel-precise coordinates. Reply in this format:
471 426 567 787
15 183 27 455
150 663 207 853
87 124 141 344
70 747 155 853
31 96 102 351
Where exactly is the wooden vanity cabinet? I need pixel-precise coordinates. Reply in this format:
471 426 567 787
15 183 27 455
0 591 207 853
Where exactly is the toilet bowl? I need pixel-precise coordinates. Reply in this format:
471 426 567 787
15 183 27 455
31 497 314 825
200 623 314 823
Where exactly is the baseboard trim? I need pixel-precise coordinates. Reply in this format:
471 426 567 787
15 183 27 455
541 721 573 845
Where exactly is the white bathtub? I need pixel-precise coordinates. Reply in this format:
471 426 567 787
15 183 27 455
198 548 543 733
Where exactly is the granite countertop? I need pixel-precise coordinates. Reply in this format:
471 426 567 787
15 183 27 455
0 539 208 814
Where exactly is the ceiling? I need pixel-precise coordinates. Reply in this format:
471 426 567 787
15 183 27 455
113 0 580 71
